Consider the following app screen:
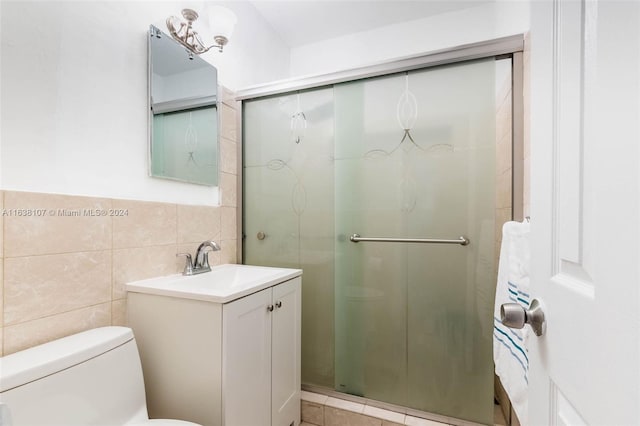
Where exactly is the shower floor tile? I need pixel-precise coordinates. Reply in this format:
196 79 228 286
301 390 507 426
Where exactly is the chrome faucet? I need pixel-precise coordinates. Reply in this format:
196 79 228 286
176 240 221 276
195 240 221 271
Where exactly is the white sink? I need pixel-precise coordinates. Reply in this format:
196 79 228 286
126 264 302 303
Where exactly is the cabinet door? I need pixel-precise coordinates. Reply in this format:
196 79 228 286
223 288 272 426
271 278 301 426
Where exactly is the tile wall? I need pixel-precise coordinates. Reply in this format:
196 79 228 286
494 32 532 266
523 34 531 218
495 67 513 267
0 88 239 356
494 33 530 426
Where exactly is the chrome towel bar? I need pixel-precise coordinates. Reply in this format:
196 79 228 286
350 234 470 246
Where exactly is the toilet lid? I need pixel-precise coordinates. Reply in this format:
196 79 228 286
130 420 201 426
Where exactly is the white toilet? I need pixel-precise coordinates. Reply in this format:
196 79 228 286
0 326 200 426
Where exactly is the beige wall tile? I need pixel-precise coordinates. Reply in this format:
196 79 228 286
496 169 512 210
112 299 127 327
220 137 238 175
221 207 237 240
496 95 512 144
113 200 177 249
0 261 3 329
496 133 513 176
220 103 237 142
381 422 404 426
112 245 178 299
177 205 221 244
3 302 111 355
1 193 2 353
302 401 324 426
523 33 531 214
220 239 237 265
0 192 239 354
496 74 512 106
0 191 4 258
4 251 111 325
324 407 381 426
220 172 237 207
4 191 112 257
220 86 236 108
523 32 531 158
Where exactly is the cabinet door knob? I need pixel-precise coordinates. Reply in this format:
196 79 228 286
275 301 282 308
267 304 274 312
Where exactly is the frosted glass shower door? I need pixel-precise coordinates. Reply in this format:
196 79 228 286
243 88 336 388
244 57 509 425
334 59 498 424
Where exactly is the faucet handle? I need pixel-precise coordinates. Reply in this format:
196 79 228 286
176 253 194 276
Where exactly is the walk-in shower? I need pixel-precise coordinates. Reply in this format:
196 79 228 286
239 37 523 425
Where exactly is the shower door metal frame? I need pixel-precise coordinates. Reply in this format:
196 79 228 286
237 34 526 425
235 35 524 101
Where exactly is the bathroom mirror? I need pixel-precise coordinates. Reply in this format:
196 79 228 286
148 25 219 186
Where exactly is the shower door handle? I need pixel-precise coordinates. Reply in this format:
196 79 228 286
500 299 546 336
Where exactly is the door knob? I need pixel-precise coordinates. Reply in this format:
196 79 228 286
257 231 266 240
500 299 546 336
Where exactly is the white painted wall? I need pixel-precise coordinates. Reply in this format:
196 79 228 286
0 0 529 205
289 1 530 77
0 0 289 205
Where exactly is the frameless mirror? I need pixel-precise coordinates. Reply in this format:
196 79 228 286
148 24 218 186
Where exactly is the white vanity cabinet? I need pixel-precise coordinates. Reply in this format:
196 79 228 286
223 278 300 426
126 265 302 426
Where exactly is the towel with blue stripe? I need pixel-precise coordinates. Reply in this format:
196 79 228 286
493 220 530 425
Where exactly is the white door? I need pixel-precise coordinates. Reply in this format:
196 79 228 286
529 1 640 424
271 278 302 426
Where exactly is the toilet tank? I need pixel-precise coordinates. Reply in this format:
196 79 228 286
0 326 149 426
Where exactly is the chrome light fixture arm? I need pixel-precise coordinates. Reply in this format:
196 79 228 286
166 9 229 55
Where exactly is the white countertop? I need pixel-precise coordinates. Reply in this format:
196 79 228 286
126 264 302 304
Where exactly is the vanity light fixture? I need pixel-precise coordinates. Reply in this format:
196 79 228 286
166 6 237 54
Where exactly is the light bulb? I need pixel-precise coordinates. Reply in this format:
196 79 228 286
208 5 237 40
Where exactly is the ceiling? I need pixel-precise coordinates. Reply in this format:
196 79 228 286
248 1 494 48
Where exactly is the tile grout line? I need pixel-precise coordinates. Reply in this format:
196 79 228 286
4 300 113 329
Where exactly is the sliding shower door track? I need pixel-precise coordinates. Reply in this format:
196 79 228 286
302 384 487 426
236 35 524 101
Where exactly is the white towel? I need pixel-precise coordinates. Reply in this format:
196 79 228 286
493 220 531 425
